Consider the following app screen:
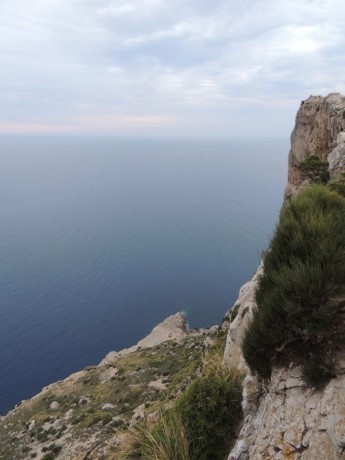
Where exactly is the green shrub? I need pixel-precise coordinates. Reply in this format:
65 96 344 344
174 368 243 460
117 354 243 460
328 170 345 197
242 185 345 384
298 154 330 183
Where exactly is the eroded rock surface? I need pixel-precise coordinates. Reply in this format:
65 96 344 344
228 366 345 460
285 93 345 201
223 263 263 372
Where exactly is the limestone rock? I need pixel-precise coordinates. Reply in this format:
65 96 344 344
49 401 59 411
223 262 263 372
284 93 345 201
328 131 345 179
101 403 116 411
228 367 345 460
101 312 189 365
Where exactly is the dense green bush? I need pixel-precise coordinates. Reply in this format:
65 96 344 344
174 368 243 460
242 185 345 384
119 367 243 460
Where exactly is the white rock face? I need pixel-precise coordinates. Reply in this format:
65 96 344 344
223 263 263 372
101 312 189 365
328 131 345 179
285 93 345 201
228 365 345 460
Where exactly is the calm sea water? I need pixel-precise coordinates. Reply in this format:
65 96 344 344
0 137 288 414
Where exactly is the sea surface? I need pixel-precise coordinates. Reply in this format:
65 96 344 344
0 136 288 414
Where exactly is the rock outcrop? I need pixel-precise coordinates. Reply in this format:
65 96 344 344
229 366 345 460
285 93 345 201
223 263 263 373
226 93 345 460
101 312 189 364
328 132 345 180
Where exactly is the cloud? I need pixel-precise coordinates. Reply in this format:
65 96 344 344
0 0 345 136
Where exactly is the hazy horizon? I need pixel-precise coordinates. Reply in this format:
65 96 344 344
1 0 344 137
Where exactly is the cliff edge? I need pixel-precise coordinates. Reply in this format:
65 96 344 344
226 93 345 460
285 93 345 201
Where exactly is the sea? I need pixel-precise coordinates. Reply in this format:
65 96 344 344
0 136 288 415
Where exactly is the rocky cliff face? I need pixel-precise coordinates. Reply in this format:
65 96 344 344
285 93 345 201
226 93 345 460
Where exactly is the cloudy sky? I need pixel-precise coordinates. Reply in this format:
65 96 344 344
1 0 344 137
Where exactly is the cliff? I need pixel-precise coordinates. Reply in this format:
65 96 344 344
285 93 345 200
225 93 345 460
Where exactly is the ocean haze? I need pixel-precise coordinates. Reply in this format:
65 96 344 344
0 136 287 414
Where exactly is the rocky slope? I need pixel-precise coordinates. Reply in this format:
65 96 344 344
0 313 224 459
226 93 345 460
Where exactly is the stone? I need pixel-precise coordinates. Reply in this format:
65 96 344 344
327 134 345 179
79 396 90 405
49 401 59 411
101 403 115 411
28 419 35 431
223 263 263 372
130 403 145 425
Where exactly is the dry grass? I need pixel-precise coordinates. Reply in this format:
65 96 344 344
116 412 191 460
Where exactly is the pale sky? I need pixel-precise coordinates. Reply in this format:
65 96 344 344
1 0 344 137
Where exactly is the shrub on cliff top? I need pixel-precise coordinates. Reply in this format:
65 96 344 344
242 185 345 384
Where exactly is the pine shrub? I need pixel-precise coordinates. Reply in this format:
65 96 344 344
242 185 345 384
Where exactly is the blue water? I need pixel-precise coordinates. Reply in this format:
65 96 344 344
0 137 288 414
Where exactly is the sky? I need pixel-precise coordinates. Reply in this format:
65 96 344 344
0 0 344 137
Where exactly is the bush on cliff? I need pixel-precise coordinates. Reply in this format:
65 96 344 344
174 366 243 460
242 185 345 385
118 349 243 460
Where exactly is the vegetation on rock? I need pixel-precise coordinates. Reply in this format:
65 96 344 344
328 170 345 197
242 185 345 385
118 338 243 460
298 154 330 184
173 365 243 460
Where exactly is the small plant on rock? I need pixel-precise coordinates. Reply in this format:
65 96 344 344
298 154 330 183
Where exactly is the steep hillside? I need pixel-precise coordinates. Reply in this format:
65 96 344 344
226 93 345 460
0 314 227 459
